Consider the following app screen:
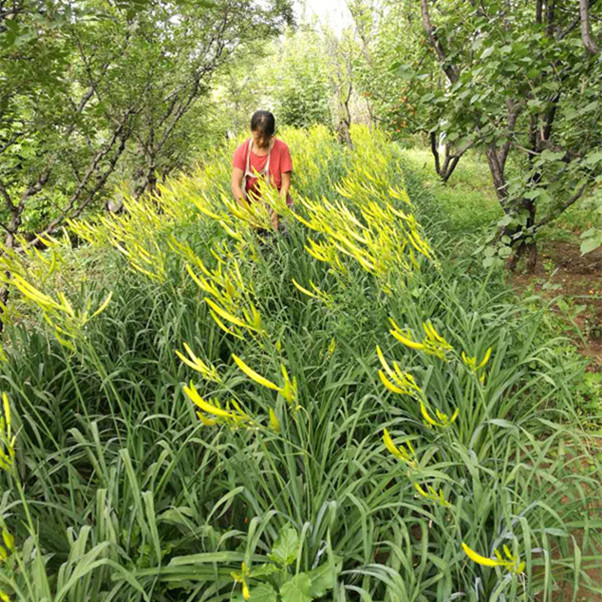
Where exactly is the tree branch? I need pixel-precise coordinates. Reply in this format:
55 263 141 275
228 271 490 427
419 0 459 84
580 0 600 53
535 184 588 228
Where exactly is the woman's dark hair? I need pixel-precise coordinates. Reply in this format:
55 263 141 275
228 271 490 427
250 110 275 137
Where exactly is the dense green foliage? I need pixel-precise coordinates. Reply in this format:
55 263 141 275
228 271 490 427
0 0 292 240
349 0 602 263
0 127 599 601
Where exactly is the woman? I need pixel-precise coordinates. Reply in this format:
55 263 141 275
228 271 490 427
231 110 293 231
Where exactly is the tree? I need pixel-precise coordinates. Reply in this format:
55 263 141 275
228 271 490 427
267 27 332 128
414 0 602 269
323 27 356 147
0 0 292 331
0 0 293 240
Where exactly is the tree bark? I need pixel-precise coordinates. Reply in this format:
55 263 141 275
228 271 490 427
419 0 459 84
580 0 600 53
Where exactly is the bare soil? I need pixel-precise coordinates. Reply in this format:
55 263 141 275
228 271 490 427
510 241 602 372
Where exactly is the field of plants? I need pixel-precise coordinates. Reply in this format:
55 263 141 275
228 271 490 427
0 126 599 601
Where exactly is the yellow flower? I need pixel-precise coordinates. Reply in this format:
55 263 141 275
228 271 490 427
232 355 298 406
0 393 15 472
206 299 254 331
1 529 14 552
175 343 221 383
291 278 333 306
414 482 450 507
389 318 453 360
462 542 525 575
420 402 458 429
183 382 250 427
269 408 280 433
231 561 252 600
383 428 417 469
376 346 422 396
0 589 9 602
461 347 492 373
232 355 279 391
279 364 298 406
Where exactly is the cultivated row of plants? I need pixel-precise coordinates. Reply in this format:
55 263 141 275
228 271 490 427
0 126 600 601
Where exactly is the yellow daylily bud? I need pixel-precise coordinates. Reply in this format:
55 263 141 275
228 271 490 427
183 383 230 418
383 429 417 468
461 542 501 567
2 393 10 437
206 299 252 330
291 278 320 300
420 402 439 427
232 355 279 391
196 412 218 426
378 371 406 394
1 529 14 552
269 408 280 432
90 291 113 319
462 542 524 574
209 310 244 339
477 347 492 369
414 482 451 506
389 319 425 350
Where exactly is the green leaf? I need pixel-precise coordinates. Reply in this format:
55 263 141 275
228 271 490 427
248 584 279 602
481 46 495 59
584 150 602 166
268 526 300 566
540 150 565 162
581 234 602 255
280 573 312 602
250 564 279 578
523 188 542 200
307 557 343 597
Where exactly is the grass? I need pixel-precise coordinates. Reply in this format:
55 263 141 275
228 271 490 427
400 147 597 246
399 148 502 234
0 126 600 601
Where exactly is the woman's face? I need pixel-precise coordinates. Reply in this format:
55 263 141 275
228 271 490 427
252 129 271 149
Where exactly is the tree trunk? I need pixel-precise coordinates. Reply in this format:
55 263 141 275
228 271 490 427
507 198 537 273
337 119 353 149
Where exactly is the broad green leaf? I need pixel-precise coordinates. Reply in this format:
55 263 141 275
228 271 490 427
280 573 312 602
307 556 343 597
248 584 279 602
540 150 565 162
268 526 300 566
580 234 602 255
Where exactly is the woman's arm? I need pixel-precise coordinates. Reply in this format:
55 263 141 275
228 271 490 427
231 167 245 206
279 171 291 199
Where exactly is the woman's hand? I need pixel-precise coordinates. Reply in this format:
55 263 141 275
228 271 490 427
280 171 291 202
270 209 279 231
231 167 245 206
